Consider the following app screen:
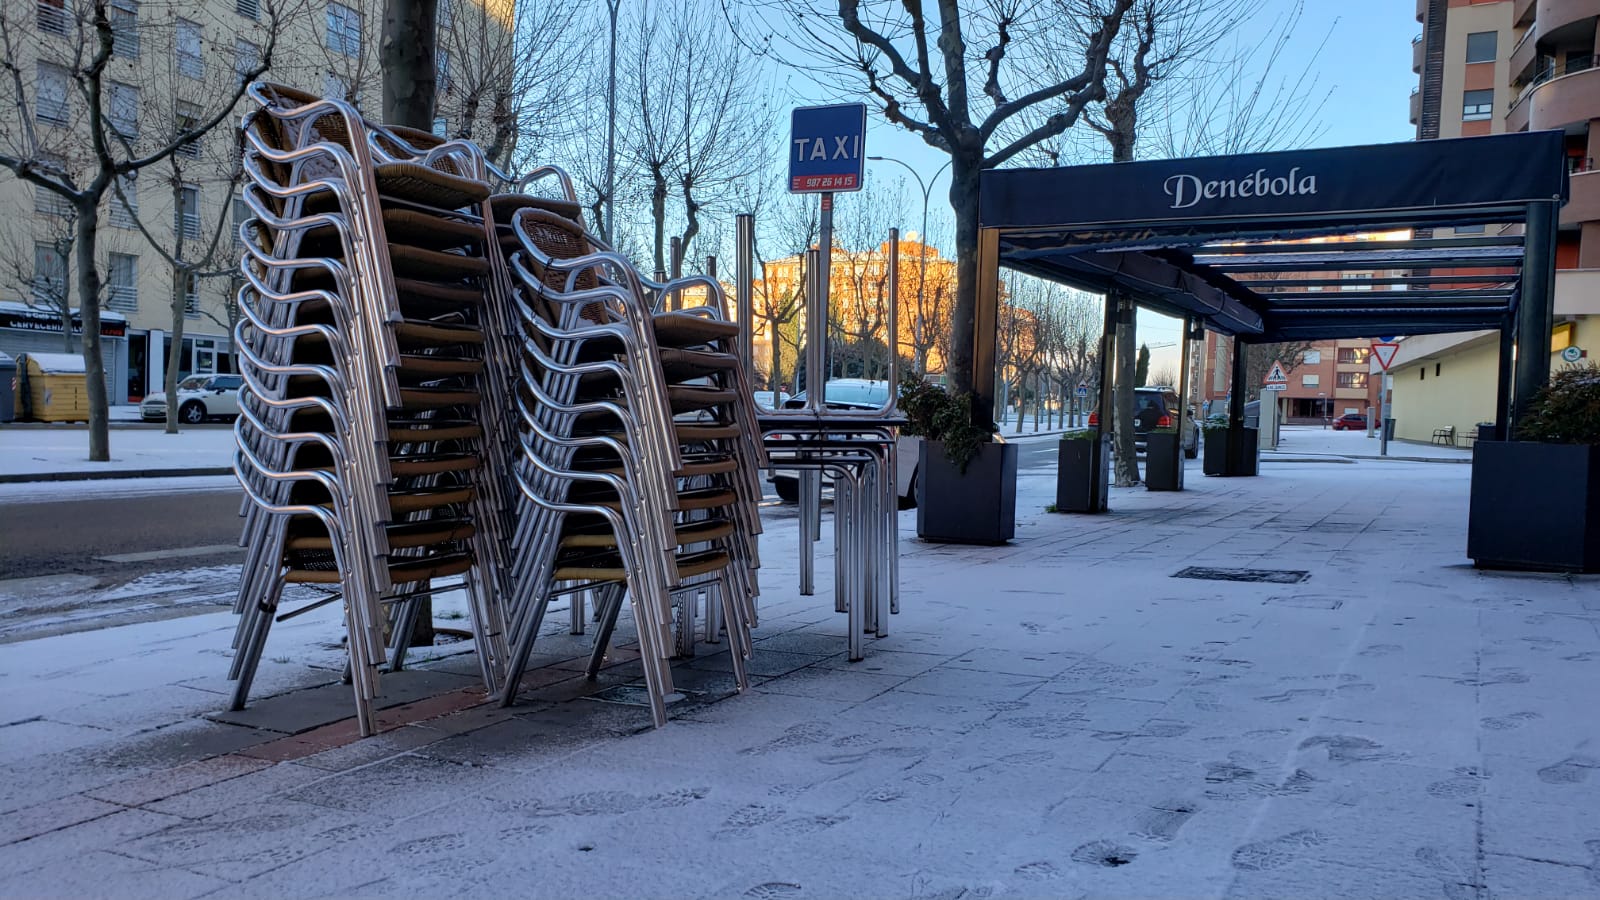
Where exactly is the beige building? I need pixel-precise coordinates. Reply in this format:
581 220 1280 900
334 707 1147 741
0 0 515 405
1393 0 1599 443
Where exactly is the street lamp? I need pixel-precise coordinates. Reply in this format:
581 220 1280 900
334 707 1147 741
867 155 952 376
1319 391 1328 427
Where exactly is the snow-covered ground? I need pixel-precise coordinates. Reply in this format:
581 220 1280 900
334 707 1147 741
1267 424 1473 461
0 458 1596 898
0 425 236 478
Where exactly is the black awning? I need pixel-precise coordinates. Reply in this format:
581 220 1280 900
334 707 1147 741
978 131 1569 342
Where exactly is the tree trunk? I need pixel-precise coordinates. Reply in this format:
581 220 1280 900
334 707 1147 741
74 198 110 461
381 0 439 131
1113 290 1140 485
164 266 188 434
381 0 439 648
650 169 668 279
946 154 982 413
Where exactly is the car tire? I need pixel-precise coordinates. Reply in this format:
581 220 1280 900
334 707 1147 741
773 477 800 503
1184 443 1198 459
897 471 918 511
179 401 206 424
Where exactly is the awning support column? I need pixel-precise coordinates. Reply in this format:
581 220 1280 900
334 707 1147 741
973 227 1002 427
1512 199 1560 432
1495 315 1514 441
1223 335 1257 476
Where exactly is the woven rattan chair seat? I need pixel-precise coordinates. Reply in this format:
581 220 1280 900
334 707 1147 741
559 517 733 551
393 320 486 347
284 517 476 551
285 550 475 585
653 312 738 346
385 420 484 443
396 387 481 410
551 549 729 584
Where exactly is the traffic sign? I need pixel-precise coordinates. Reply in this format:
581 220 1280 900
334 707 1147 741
1263 360 1288 386
789 104 867 193
1561 345 1585 363
1261 383 1287 391
1371 341 1400 371
1075 382 1089 398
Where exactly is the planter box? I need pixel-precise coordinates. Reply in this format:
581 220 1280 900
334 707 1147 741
1145 432 1183 491
1202 427 1258 477
1468 441 1600 573
917 440 1018 544
1056 435 1110 513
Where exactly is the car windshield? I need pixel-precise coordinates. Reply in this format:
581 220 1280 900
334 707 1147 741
209 375 242 390
176 376 208 391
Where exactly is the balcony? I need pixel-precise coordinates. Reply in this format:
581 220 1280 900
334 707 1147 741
1410 88 1421 126
1537 0 1600 40
1509 27 1538 85
1512 57 1600 132
1416 0 1426 23
1514 0 1535 27
1563 169 1600 228
1413 35 1424 74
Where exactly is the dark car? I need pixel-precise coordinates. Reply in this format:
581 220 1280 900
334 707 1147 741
1332 412 1368 431
1089 387 1199 459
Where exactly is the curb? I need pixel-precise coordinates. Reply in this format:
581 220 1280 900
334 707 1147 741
1262 452 1471 465
0 466 234 484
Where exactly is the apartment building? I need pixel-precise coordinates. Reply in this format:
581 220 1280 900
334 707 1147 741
1197 335 1382 424
751 236 958 390
0 0 513 405
1393 0 1599 443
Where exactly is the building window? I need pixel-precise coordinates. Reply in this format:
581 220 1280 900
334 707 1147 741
326 3 361 57
37 0 69 35
183 271 200 315
1302 349 1321 364
1465 31 1497 65
1341 272 1373 291
176 19 203 78
1337 372 1369 389
177 184 201 239
436 49 451 92
432 116 448 137
1337 347 1370 365
1463 89 1494 121
36 62 70 125
1455 224 1486 235
109 0 138 58
108 252 138 311
1435 363 1441 377
34 154 72 216
174 101 201 158
107 81 139 140
235 38 260 84
236 0 258 20
1301 374 1320 387
109 173 138 227
32 241 69 305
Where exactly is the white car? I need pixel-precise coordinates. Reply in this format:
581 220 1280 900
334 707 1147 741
752 390 792 409
141 373 244 424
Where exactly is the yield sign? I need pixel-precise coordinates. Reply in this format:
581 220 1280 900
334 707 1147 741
1371 341 1400 371
1263 360 1289 386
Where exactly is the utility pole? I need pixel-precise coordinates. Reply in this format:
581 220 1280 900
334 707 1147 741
603 0 620 243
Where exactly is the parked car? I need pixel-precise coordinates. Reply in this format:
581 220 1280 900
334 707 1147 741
769 379 921 509
1089 386 1200 458
141 374 244 424
1331 412 1368 431
752 390 791 410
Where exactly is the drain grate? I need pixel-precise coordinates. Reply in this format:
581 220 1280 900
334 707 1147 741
1173 567 1310 584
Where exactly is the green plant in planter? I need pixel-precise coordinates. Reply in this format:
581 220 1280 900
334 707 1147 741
1060 428 1097 441
898 378 992 473
1199 413 1230 432
1515 362 1600 444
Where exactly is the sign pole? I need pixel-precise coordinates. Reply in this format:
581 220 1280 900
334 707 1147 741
809 193 833 413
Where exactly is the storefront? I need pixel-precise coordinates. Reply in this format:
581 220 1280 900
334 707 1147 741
0 301 128 404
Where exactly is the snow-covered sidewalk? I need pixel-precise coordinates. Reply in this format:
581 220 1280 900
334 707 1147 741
0 425 236 481
1268 424 1474 462
1 459 1596 898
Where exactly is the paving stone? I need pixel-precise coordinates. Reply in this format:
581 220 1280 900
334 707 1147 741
0 793 122 845
85 754 274 807
206 668 479 734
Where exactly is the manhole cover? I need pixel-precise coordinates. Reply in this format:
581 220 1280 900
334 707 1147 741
1173 567 1310 584
587 685 699 707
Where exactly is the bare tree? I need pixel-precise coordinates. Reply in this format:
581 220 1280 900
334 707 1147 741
0 0 285 458
624 0 765 279
748 0 1137 421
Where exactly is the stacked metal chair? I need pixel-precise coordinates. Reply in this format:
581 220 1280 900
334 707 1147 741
228 84 514 734
487 185 770 727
